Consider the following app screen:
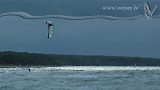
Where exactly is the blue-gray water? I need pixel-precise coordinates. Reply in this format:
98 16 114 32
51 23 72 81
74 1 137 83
0 66 160 90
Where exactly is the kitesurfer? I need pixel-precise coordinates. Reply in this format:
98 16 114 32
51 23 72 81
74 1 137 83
28 68 31 72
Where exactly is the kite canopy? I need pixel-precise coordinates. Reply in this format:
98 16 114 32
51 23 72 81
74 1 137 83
46 21 54 39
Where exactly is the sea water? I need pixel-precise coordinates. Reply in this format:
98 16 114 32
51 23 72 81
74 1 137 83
0 66 160 90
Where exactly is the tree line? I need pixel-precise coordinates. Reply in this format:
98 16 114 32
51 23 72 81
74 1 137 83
0 51 160 66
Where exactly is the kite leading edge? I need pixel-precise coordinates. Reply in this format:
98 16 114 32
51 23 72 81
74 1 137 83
46 21 54 39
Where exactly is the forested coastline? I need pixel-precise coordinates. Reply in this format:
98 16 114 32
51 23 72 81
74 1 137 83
0 51 160 66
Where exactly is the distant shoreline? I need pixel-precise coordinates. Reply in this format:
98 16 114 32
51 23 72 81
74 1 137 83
0 51 160 66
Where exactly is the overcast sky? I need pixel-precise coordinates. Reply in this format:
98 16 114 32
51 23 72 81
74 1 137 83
0 0 160 17
0 0 160 58
0 16 160 58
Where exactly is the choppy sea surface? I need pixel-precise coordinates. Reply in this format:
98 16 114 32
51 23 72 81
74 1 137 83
0 66 160 90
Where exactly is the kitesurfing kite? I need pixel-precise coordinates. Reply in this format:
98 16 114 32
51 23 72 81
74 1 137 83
46 21 54 39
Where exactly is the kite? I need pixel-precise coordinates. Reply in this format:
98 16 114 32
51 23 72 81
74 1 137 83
46 21 54 39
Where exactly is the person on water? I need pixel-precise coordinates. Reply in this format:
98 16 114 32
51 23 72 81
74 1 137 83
28 68 31 72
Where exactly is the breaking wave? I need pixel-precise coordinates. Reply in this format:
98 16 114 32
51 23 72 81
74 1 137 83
1 66 160 72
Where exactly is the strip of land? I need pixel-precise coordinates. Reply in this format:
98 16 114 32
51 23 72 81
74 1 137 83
0 51 160 66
